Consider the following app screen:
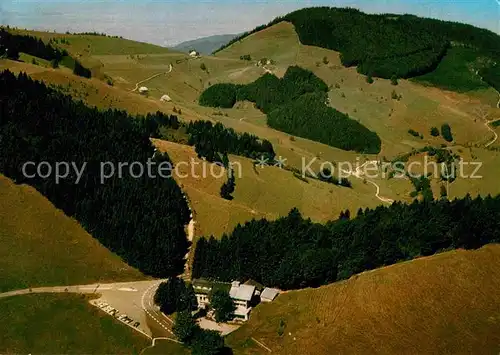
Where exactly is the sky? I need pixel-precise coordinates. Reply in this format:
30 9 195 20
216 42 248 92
1 0 499 46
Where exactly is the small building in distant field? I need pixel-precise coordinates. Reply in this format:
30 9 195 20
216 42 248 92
189 50 199 58
138 86 148 94
160 94 172 102
260 287 280 303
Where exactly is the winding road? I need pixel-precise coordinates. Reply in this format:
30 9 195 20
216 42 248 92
130 64 173 92
483 91 500 148
141 281 174 335
484 118 498 147
340 161 394 204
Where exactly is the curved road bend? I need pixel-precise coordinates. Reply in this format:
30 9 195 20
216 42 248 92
484 91 500 147
141 281 174 335
340 161 394 204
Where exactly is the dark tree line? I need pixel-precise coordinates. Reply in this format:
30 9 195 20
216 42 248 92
266 92 381 153
0 28 68 61
318 168 352 188
186 120 275 162
0 70 190 277
193 195 500 290
480 65 500 92
73 59 92 78
0 28 93 78
72 31 124 38
199 66 381 153
214 7 500 82
199 83 241 108
141 111 181 138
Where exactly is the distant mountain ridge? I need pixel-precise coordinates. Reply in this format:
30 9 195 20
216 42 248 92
172 34 238 55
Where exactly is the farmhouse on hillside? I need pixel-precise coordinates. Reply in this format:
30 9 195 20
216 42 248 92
192 279 279 322
189 50 199 58
138 86 148 94
260 287 280 302
229 281 255 321
160 94 172 102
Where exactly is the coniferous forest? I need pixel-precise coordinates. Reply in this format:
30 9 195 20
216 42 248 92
0 28 68 61
214 7 500 84
0 28 92 78
186 120 275 162
0 70 190 277
193 195 500 290
199 66 381 153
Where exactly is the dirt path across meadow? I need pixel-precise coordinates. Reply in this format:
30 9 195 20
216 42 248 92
130 64 173 92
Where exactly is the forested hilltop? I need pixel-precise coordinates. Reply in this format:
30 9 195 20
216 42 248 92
0 70 190 277
199 66 381 153
215 7 500 88
193 195 500 290
0 28 92 78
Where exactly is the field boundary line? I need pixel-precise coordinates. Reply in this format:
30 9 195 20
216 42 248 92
251 337 272 352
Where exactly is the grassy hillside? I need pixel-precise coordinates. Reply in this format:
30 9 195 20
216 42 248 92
0 59 181 116
0 174 145 292
216 7 500 85
153 139 382 238
10 28 172 56
199 66 382 153
215 22 497 157
227 244 500 354
143 339 189 355
2 24 499 240
0 294 149 354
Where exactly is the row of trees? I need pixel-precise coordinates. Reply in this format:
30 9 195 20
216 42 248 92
199 67 381 153
140 111 181 138
193 194 500 290
73 59 92 78
0 70 190 277
0 28 92 78
0 28 68 61
481 65 500 92
186 120 275 162
318 167 352 188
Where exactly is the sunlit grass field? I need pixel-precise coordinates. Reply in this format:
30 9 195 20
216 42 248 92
0 174 145 292
0 294 149 354
227 245 500 355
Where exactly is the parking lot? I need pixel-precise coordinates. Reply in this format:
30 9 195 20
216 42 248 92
94 300 141 330
84 280 172 338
